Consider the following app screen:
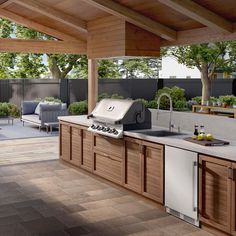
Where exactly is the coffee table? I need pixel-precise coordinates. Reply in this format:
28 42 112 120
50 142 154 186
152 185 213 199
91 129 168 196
44 122 59 134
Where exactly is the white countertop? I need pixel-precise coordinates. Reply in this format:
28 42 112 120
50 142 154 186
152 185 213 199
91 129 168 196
59 115 236 162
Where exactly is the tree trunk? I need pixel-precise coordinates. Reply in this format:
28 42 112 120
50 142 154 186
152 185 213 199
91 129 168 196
48 56 62 79
200 64 211 104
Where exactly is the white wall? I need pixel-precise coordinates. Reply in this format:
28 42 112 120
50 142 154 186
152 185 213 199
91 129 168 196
159 57 201 78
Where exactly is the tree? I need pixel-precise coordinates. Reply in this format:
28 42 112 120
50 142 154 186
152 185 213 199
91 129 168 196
119 58 161 79
163 42 236 104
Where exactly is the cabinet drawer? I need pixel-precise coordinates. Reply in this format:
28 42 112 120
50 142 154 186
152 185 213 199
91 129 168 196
94 135 123 158
94 152 122 184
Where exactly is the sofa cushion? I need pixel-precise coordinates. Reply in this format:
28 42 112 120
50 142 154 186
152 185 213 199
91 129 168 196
40 103 62 111
21 114 41 125
21 101 39 115
34 102 48 115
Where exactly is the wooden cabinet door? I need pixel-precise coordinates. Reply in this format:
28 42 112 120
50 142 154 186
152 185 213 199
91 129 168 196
199 155 232 234
124 138 142 193
81 130 93 172
70 126 82 167
60 123 71 161
142 141 164 204
94 151 122 184
231 162 236 235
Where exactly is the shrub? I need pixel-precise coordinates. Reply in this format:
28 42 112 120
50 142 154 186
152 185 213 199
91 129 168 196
98 93 111 101
147 100 157 109
155 86 186 110
174 100 189 111
219 95 236 106
110 94 124 99
0 103 20 118
68 101 88 115
135 98 149 108
35 96 62 103
191 96 202 105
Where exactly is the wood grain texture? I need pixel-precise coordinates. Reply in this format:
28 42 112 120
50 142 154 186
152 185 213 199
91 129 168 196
81 129 93 172
232 162 236 235
142 143 164 204
124 140 142 193
199 154 232 234
60 123 71 162
71 126 82 167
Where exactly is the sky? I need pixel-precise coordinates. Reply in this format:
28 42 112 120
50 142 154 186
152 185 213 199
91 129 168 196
159 57 201 78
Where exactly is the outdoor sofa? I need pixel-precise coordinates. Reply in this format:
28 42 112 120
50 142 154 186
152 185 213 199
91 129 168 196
21 101 68 130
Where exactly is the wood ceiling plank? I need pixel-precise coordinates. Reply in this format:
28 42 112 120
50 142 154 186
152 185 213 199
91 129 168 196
0 8 82 42
12 0 88 33
0 0 13 8
83 0 177 41
161 23 236 47
0 38 87 54
158 0 233 33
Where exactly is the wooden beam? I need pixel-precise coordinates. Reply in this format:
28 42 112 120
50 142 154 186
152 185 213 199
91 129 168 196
83 0 176 41
12 0 87 33
0 8 82 42
161 24 236 47
88 59 98 113
158 0 233 33
0 38 87 54
0 0 12 8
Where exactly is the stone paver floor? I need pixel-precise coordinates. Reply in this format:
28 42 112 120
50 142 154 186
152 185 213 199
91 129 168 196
0 159 213 236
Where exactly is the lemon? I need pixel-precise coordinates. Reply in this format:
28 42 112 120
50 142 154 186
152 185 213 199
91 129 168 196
206 133 214 141
198 134 205 141
192 135 197 140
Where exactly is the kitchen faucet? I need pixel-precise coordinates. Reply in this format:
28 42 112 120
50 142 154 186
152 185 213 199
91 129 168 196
157 93 174 132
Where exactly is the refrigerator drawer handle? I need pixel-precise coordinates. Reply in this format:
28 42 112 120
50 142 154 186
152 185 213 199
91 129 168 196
193 161 198 212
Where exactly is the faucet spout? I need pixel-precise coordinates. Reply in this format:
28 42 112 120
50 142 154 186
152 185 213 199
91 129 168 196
157 93 173 131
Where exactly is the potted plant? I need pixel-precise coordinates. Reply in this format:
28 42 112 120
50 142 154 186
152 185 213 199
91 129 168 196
209 97 218 107
219 95 236 107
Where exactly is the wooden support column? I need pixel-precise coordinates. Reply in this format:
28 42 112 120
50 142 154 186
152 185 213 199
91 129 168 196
88 59 98 114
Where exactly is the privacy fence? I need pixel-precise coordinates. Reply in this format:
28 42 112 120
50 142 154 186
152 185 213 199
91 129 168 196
0 78 236 106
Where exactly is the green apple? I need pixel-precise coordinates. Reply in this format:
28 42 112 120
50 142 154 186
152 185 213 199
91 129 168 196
206 133 214 141
198 134 205 141
192 135 197 140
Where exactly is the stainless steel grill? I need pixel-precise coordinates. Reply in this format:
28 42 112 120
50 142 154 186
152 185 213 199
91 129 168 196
88 99 151 138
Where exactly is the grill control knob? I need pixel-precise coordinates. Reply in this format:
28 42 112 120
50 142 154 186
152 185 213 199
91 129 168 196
111 128 118 134
97 126 103 131
91 124 96 129
105 127 110 132
102 126 107 132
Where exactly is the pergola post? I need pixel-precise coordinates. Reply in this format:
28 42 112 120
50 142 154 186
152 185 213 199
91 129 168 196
88 58 98 114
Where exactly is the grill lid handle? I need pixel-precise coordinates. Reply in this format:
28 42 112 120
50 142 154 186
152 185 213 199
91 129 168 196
87 114 94 119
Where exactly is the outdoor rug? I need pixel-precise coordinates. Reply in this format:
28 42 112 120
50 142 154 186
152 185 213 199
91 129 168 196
0 119 58 141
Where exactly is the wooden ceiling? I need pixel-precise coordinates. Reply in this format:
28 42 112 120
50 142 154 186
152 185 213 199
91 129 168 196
0 0 236 55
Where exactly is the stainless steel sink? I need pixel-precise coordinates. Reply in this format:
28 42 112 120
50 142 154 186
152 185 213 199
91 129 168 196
135 130 186 137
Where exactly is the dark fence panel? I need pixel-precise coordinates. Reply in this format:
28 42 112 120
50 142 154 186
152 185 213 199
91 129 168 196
160 79 235 99
1 78 236 106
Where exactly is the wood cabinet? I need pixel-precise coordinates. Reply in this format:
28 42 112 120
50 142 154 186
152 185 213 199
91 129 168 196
60 122 90 169
124 138 142 193
80 129 93 171
199 154 232 234
142 141 164 203
93 135 124 184
232 163 236 235
60 122 71 162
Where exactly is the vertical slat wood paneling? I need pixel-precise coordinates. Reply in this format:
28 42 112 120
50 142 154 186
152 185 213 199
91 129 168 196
232 163 236 235
71 126 82 167
142 143 164 203
199 154 232 234
94 152 122 184
124 140 142 193
81 129 93 171
60 123 71 161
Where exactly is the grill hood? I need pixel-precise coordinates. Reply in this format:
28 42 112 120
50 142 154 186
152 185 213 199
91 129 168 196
88 99 147 125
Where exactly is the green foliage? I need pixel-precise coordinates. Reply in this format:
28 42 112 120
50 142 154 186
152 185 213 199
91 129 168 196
98 60 120 79
68 101 88 115
135 99 149 108
191 96 202 105
35 97 62 103
98 93 124 101
156 86 186 109
0 103 20 117
119 58 161 79
219 95 236 106
174 100 189 111
147 100 158 109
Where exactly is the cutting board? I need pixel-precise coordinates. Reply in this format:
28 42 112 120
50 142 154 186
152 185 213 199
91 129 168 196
184 137 230 146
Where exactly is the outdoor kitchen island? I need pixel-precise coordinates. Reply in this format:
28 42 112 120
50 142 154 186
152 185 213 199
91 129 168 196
59 115 236 236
